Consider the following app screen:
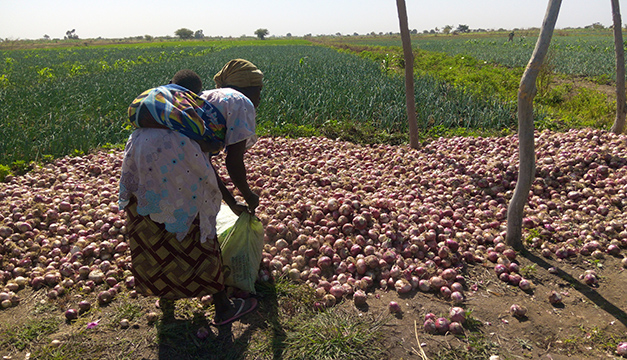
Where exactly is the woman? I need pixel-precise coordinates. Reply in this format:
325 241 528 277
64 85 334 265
118 59 262 326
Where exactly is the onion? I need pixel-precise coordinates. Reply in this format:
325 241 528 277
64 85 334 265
449 321 464 335
146 311 159 323
97 290 113 304
423 319 437 334
548 291 563 305
394 279 412 294
353 290 367 306
518 278 532 291
65 308 79 321
322 294 336 307
388 301 401 313
450 291 464 304
509 304 527 317
329 285 344 299
435 317 450 334
78 300 91 312
449 307 466 324
418 279 431 292
617 342 627 356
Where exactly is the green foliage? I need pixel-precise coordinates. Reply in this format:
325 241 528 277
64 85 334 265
255 28 269 40
282 307 389 360
0 164 10 182
174 28 194 39
0 316 61 351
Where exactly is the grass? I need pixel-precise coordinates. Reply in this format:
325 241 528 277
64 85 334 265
433 333 501 360
327 39 617 135
281 308 389 360
0 315 61 352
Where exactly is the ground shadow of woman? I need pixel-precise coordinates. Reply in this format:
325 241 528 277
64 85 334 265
156 281 286 360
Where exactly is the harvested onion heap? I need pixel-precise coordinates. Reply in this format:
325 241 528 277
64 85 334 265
0 128 626 311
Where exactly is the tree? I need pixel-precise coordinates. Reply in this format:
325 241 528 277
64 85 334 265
255 28 269 40
442 25 452 34
506 0 562 251
65 29 79 40
395 0 419 149
194 30 204 39
175 28 194 39
455 24 470 33
611 0 626 134
43 34 50 40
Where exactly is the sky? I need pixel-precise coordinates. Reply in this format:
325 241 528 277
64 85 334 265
0 0 624 40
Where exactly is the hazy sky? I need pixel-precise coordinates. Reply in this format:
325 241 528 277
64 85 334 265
1 0 623 40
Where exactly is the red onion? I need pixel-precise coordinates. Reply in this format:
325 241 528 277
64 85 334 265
518 278 532 291
548 291 562 305
617 342 627 356
65 308 78 321
435 317 450 334
449 321 464 335
394 279 411 294
353 290 367 306
388 301 401 313
97 290 113 304
450 291 464 304
449 307 466 324
78 300 91 312
423 319 437 334
509 304 527 317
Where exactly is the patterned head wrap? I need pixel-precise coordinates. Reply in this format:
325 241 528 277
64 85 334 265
213 59 263 89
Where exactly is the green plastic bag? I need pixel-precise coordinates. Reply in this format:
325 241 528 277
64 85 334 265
217 212 264 294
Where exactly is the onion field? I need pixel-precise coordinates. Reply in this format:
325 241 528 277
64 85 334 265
343 32 622 80
0 43 524 167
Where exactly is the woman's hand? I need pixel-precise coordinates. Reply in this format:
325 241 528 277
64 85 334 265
244 192 259 213
229 201 249 216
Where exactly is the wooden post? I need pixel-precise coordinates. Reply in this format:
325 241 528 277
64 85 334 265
611 0 626 134
396 0 420 149
506 0 562 251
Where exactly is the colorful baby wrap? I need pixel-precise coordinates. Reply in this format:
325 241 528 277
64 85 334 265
128 84 227 155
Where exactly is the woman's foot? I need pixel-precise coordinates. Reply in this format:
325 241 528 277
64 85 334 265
212 298 257 326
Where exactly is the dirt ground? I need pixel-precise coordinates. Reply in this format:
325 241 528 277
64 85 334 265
1 248 626 360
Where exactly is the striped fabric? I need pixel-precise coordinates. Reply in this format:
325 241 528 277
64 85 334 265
125 197 225 299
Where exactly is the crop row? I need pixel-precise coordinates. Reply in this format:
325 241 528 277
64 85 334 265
347 34 622 80
0 44 526 166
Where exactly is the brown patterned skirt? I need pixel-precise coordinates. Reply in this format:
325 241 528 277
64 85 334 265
125 196 225 299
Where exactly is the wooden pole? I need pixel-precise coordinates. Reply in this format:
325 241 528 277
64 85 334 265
396 0 420 149
506 0 562 250
611 0 626 134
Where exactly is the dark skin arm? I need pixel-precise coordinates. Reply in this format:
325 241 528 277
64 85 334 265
225 140 259 212
214 165 248 216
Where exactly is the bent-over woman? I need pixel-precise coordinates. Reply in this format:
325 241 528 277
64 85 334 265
118 59 262 326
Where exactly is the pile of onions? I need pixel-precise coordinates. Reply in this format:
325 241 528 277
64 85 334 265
0 128 625 313
423 307 466 335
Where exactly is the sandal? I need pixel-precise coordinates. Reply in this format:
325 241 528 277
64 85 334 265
212 298 258 326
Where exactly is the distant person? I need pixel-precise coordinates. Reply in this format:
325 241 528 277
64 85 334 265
119 60 263 326
508 31 515 42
